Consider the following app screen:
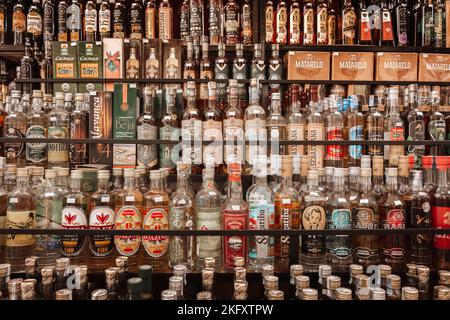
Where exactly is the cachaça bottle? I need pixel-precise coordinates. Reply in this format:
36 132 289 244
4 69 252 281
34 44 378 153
427 91 447 156
69 93 88 167
143 170 170 272
84 0 97 41
159 89 180 174
4 90 26 165
26 90 48 166
325 99 344 168
48 92 70 168
241 0 252 44
365 95 384 157
422 156 436 194
98 0 111 40
5 168 35 273
286 84 306 158
129 0 144 39
379 0 395 46
406 88 425 165
342 0 356 45
169 163 195 269
267 92 287 159
232 44 248 108
224 0 240 44
300 170 326 272
35 169 63 267
347 98 364 167
316 0 328 45
222 159 248 270
303 0 315 45
307 99 324 169
0 164 7 262
386 87 405 168
248 155 275 270
67 0 82 41
137 87 158 170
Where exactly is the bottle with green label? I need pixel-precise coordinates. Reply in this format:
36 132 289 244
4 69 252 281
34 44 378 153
26 90 48 165
48 92 70 168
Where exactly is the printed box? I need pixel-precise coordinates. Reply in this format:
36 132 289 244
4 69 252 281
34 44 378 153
52 41 78 94
78 41 103 93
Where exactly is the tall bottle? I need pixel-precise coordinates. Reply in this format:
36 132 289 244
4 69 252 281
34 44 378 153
358 0 372 45
67 0 82 41
325 99 344 168
365 96 384 157
224 0 240 44
6 168 35 273
250 44 266 95
395 0 409 47
232 44 248 106
268 44 283 94
27 0 43 44
48 92 70 168
434 0 445 47
98 0 111 40
40 41 53 95
406 88 425 163
347 98 364 166
0 0 7 45
4 90 26 165
159 89 180 173
222 160 248 269
316 0 328 45
84 0 97 41
342 0 356 45
327 0 337 44
12 0 26 45
137 87 158 170
303 0 315 45
190 0 204 37
26 90 47 165
427 91 447 156
289 0 301 45
214 44 229 106
20 36 36 95
422 0 434 47
208 0 222 44
69 93 88 167
267 92 286 158
287 84 306 157
158 0 173 40
386 88 405 167
247 156 275 270
432 156 450 270
130 0 144 39
265 0 275 44
241 0 252 44
199 37 213 105
380 168 406 273
307 100 324 169
57 0 68 41
112 0 127 38
380 0 395 46
275 0 288 44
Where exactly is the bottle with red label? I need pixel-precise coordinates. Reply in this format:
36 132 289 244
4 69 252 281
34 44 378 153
380 168 406 273
358 0 372 45
325 98 344 168
432 156 450 270
380 0 395 46
222 158 248 270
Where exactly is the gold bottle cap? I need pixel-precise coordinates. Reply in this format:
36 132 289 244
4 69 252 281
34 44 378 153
295 275 310 289
261 264 274 277
56 289 73 300
370 287 386 300
268 290 284 300
302 288 318 300
234 267 246 281
204 257 216 269
233 256 245 268
402 286 419 300
379 264 392 277
349 264 363 277
319 264 332 278
416 265 430 282
355 274 370 288
202 268 215 282
173 264 187 278
357 288 371 300
55 258 70 272
31 166 44 176
290 264 304 278
91 289 108 300
387 274 402 290
21 280 36 300
57 167 70 177
196 291 213 300
8 278 23 293
326 275 341 291
0 263 11 277
335 287 352 300
161 289 177 300
433 286 450 300
439 270 450 285
264 275 279 291
406 263 417 276
41 266 55 279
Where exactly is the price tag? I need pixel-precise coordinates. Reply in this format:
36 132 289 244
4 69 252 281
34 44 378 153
361 199 369 204
231 205 241 211
126 196 135 202
144 115 152 120
9 198 18 204
338 198 347 203
228 111 236 117
50 117 57 122
44 192 55 197
155 196 163 202
67 198 76 204
101 196 110 203
395 122 403 127
282 199 291 205
394 200 403 206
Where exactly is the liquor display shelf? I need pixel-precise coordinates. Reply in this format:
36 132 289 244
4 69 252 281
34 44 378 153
0 45 26 63
14 78 450 86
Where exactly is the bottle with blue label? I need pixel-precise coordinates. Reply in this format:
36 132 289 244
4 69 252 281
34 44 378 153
347 96 364 166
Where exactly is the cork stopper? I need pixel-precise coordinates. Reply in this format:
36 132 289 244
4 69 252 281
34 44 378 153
439 270 450 285
300 156 310 177
326 275 341 291
335 287 352 300
357 288 371 300
41 266 55 286
233 256 245 268
295 275 310 289
233 280 248 300
319 264 332 278
281 155 293 178
91 289 108 300
349 264 363 277
25 256 39 275
433 286 450 300
234 267 246 281
379 264 392 277
268 290 284 300
264 275 279 291
372 156 384 176
387 274 401 290
31 166 44 176
402 286 419 300
355 274 370 288
398 156 410 177
370 287 386 300
56 289 73 300
161 289 177 300
204 257 216 269
21 279 36 300
197 291 213 300
302 288 318 300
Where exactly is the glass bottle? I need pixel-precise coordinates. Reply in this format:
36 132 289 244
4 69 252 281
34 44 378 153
208 0 222 45
316 0 328 45
422 0 434 47
143 170 170 272
386 87 405 167
0 0 6 45
130 0 144 39
40 41 53 96
12 0 26 45
159 89 180 174
27 0 43 44
112 0 127 38
0 164 6 261
342 0 356 45
303 0 315 45
26 90 47 166
189 0 204 37
395 0 409 47
267 92 286 159
222 159 248 269
275 0 288 44
98 0 111 40
348 98 364 167
48 92 70 168
232 44 248 106
379 0 395 46
179 0 190 41
358 0 372 45
307 100 325 169
265 0 275 44
158 0 173 40
380 168 406 273
215 43 229 107
4 90 26 165
199 36 213 108
126 47 140 79
241 0 252 44
67 0 82 41
57 0 68 41
365 95 384 157
300 170 326 272
250 44 266 82
56 167 70 198
69 93 88 167
5 168 35 273
327 0 337 45
287 84 306 157
224 0 240 44
84 0 97 41
247 156 275 270
169 163 195 269
427 91 447 156
407 88 425 163
422 155 436 194
137 87 158 170
325 99 344 168
434 0 445 47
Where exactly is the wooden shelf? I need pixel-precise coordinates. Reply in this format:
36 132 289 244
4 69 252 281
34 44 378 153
0 45 24 63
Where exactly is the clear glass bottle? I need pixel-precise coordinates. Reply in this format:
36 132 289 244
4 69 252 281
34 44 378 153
287 84 306 158
69 93 88 167
406 88 426 163
347 98 364 167
325 99 344 168
307 100 325 169
0 164 7 262
137 87 158 169
48 92 70 168
386 88 405 167
56 167 70 198
159 89 180 174
4 90 26 165
365 95 384 157
427 91 447 156
266 92 286 159
25 90 47 166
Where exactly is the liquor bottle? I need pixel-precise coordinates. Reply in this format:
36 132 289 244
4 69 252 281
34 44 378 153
208 0 222 44
98 0 111 40
303 0 315 45
136 167 148 196
300 170 326 272
223 81 244 168
57 0 68 41
365 96 383 157
179 0 189 41
214 43 229 107
4 91 26 165
325 99 344 168
412 0 422 47
169 164 195 268
358 0 372 45
20 36 36 95
0 165 7 261
39 42 52 95
190 0 204 37
26 90 47 165
372 155 386 203
268 44 283 93
398 155 411 207
137 87 158 169
224 0 240 44
422 0 434 47
408 170 432 267
158 0 173 40
143 170 170 271
232 43 248 105
199 36 213 103
48 92 70 168
405 87 424 163
380 0 394 46
182 82 203 174
27 0 43 44
5 168 35 273
114 168 142 263
183 37 196 95
89 170 115 259
307 100 324 169
126 47 140 79
13 0 26 45
69 93 88 167
241 0 252 44
386 88 405 167
288 0 301 45
83 0 97 41
159 89 180 173
286 85 305 157
427 91 446 156
348 98 364 166
316 0 328 45
275 0 288 45
250 44 266 82
395 0 409 47
432 157 450 270
0 0 6 45
267 92 286 158
421 155 435 194
327 0 337 45
265 0 274 44
434 0 445 47
0 60 8 102
67 0 82 41
274 155 300 270
342 0 356 45
113 0 127 38
244 79 267 174
202 82 223 172
61 170 88 258
144 0 156 39
145 47 159 89
130 0 144 39
222 160 248 269
380 168 406 273
352 167 379 268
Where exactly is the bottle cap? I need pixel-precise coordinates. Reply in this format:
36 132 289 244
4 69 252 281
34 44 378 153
370 287 386 300
97 170 110 180
45 169 58 179
161 289 177 300
416 265 430 282
202 257 216 269
433 286 450 300
355 274 369 288
21 279 36 300
387 274 401 290
105 267 119 284
115 256 129 271
379 264 392 277
290 264 304 278
196 291 213 300
123 168 135 178
295 275 310 289
406 263 417 276
127 277 143 294
360 168 371 177
326 275 341 290
32 90 42 98
349 264 363 277
398 156 410 177
150 169 161 180
264 275 278 291
112 168 123 176
8 278 23 295
0 263 11 277
168 276 184 291
55 289 73 300
64 93 73 102
357 288 371 300
71 170 83 179
291 155 300 175
138 265 153 280
17 168 29 177
233 256 244 268
31 166 44 176
319 264 332 278
439 270 450 285
91 288 108 300
361 155 371 169
268 290 284 300
261 264 274 277
436 156 448 169
335 287 352 300
333 167 344 177
302 288 318 300
402 286 419 300
57 167 70 177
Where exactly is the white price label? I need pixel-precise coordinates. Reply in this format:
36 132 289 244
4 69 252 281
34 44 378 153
361 199 369 204
282 199 291 205
126 196 135 202
394 200 403 206
257 200 268 205
338 198 347 203
155 196 164 203
44 192 55 197
101 196 110 203
67 198 76 204
231 205 241 211
9 198 18 204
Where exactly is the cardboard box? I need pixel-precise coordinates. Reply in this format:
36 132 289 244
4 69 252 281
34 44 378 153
113 83 138 168
285 51 330 80
331 52 374 81
76 164 110 193
103 38 124 91
375 52 418 81
78 41 103 93
418 53 450 82
89 91 113 166
52 41 78 94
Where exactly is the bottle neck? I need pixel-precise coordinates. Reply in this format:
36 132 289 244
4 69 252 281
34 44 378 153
437 167 448 187
57 176 68 188
290 92 300 113
143 94 154 114
307 178 319 192
359 175 372 193
178 171 189 190
334 176 345 194
270 98 281 115
387 176 398 194
411 176 423 192
71 178 81 192
46 177 57 187
97 178 109 191
255 174 268 185
228 177 243 199
423 167 434 186
124 176 136 190
249 85 260 106
282 176 292 188
150 176 163 190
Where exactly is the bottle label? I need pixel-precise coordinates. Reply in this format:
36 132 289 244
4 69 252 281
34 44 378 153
407 119 425 155
225 9 238 36
215 61 229 100
203 120 223 166
58 3 68 36
251 61 266 80
35 197 62 250
382 209 405 258
6 210 35 247
4 127 24 161
137 123 158 168
353 207 378 258
301 205 326 254
287 123 304 156
89 206 115 255
179 8 189 38
159 125 180 169
432 206 450 250
368 125 383 156
114 205 142 256
196 207 222 259
143 207 169 258
43 2 54 38
181 119 203 165
289 7 300 44
189 3 203 35
232 62 248 99
382 11 394 41
397 7 408 45
268 60 282 89
360 12 372 41
48 126 69 163
428 120 446 141
130 7 143 36
275 7 287 44
67 4 82 30
349 125 363 161
27 12 43 35
410 202 432 250
85 8 97 33
245 118 267 165
327 14 336 44
26 125 47 163
343 11 356 41
307 123 324 168
0 13 4 32
200 70 214 100
249 203 275 259
277 201 300 258
303 8 314 44
13 11 26 33
265 6 274 42
223 211 247 268
223 118 244 164
61 206 87 256
317 7 328 43
99 9 111 33
327 209 352 258
326 126 343 160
